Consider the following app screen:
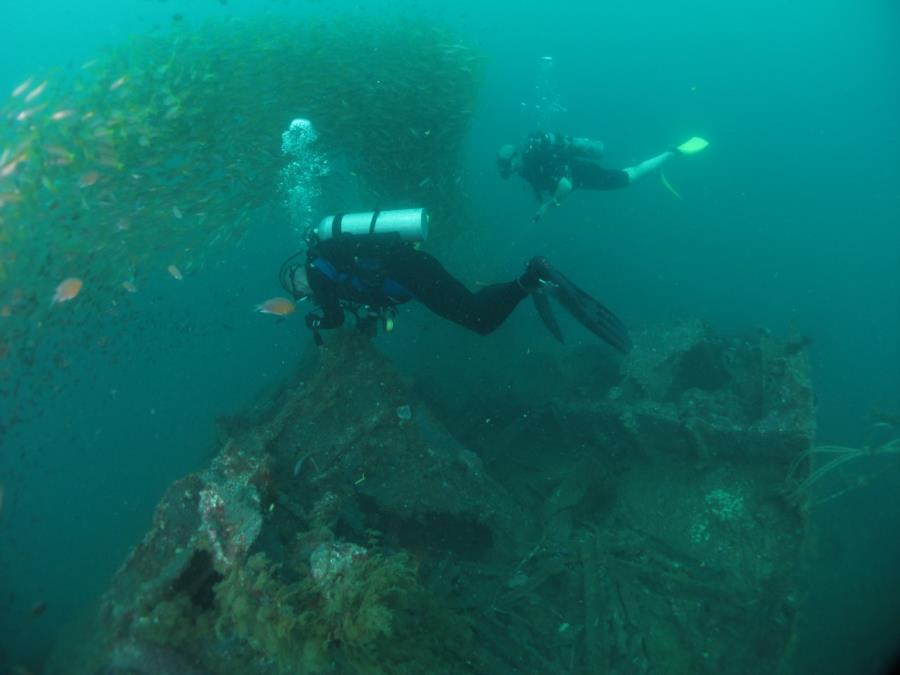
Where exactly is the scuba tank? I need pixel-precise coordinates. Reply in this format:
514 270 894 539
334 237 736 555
315 208 429 243
290 208 427 345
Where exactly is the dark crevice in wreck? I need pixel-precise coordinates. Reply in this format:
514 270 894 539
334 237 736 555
668 341 733 397
353 494 495 561
170 550 223 612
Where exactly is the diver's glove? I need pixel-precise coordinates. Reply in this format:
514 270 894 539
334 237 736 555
305 313 323 330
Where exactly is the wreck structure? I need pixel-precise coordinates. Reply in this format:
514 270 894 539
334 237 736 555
49 321 815 674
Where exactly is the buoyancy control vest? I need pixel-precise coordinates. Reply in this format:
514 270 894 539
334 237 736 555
308 239 416 307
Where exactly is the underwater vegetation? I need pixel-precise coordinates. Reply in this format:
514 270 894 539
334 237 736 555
213 547 469 674
124 543 474 674
0 14 484 427
785 436 900 506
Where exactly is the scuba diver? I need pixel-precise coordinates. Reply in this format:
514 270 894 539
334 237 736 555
279 208 631 353
496 132 709 222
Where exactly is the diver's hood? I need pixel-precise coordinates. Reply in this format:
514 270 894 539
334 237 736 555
279 249 312 300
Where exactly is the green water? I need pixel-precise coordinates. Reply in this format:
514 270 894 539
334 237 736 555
1 0 898 672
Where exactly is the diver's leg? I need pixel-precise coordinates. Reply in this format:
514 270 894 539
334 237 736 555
388 249 527 335
624 137 708 184
623 151 676 183
570 160 630 190
467 282 530 335
569 151 677 187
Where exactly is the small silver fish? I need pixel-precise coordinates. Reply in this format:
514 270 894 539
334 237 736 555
24 80 47 102
12 77 33 97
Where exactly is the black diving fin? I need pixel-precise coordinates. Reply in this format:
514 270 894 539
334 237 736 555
532 289 564 344
534 266 632 353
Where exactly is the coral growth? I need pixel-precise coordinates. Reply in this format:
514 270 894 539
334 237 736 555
131 595 215 650
214 544 469 674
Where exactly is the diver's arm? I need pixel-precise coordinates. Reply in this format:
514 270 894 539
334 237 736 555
307 304 343 330
306 269 344 329
532 176 572 222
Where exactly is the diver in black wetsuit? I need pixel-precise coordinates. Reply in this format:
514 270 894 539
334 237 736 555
497 131 708 222
279 233 631 353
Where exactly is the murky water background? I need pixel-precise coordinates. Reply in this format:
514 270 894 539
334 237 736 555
1 0 898 672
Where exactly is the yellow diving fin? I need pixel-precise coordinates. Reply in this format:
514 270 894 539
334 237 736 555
676 136 709 156
660 170 682 200
659 171 682 199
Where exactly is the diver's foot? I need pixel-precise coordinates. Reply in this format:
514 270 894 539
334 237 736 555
518 256 553 291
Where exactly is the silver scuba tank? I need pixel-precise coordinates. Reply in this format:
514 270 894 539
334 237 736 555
315 208 429 243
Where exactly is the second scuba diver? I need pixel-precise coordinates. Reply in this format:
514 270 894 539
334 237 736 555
496 132 709 222
280 209 631 353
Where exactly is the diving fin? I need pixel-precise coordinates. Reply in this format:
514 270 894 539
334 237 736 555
662 136 707 197
660 170 682 200
532 290 564 343
676 136 709 156
541 267 632 353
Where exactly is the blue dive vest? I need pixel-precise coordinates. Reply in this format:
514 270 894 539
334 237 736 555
310 256 416 306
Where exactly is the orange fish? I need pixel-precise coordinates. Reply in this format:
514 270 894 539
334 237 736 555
24 81 47 102
52 277 83 304
78 171 100 188
50 110 76 121
255 297 296 316
12 77 33 97
167 264 183 280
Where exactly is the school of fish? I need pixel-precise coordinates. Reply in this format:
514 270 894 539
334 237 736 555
0 15 485 432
